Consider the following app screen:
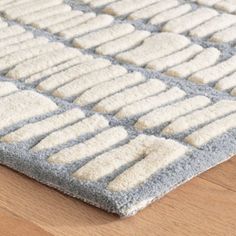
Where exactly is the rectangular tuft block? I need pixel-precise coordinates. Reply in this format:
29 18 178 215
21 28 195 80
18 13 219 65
0 25 25 40
95 30 151 56
214 1 236 13
162 8 218 33
189 55 236 84
147 44 203 71
75 72 145 106
93 79 166 113
135 96 210 130
53 65 127 99
0 32 33 48
210 25 236 43
128 0 180 20
4 0 63 19
166 47 220 78
0 21 8 29
0 82 18 97
185 112 236 147
0 0 16 6
103 0 162 16
32 114 109 151
116 87 186 119
0 91 58 130
33 10 83 29
47 12 96 34
37 58 111 92
162 100 236 135
189 14 236 38
73 135 160 181
7 47 81 79
1 108 85 143
0 0 32 10
59 14 114 39
116 33 190 66
196 0 220 6
149 4 192 25
215 72 236 91
18 4 71 24
73 23 135 49
0 37 49 58
108 138 188 192
25 55 93 84
0 42 64 72
47 127 128 164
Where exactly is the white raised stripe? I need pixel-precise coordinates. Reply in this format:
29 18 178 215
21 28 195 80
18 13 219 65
149 4 192 25
135 96 211 130
108 138 187 192
0 0 31 10
0 25 25 40
32 114 109 151
94 79 166 113
0 91 58 130
196 0 220 6
0 32 33 48
189 14 236 38
47 12 96 34
166 48 220 78
59 14 114 39
0 82 18 97
128 0 180 20
210 25 236 43
185 112 236 147
73 23 134 49
0 21 8 29
215 1 236 13
162 100 236 135
0 37 48 58
215 72 236 91
47 127 128 163
116 33 190 66
4 0 63 19
18 4 71 24
189 55 236 84
103 0 161 16
7 48 81 79
147 44 203 71
75 72 145 106
96 30 151 56
1 108 85 143
73 134 160 181
162 8 218 33
231 87 236 96
0 0 15 6
116 87 186 119
25 55 93 84
90 0 116 7
37 58 111 92
33 11 83 29
0 0 31 9
0 42 64 72
53 65 127 99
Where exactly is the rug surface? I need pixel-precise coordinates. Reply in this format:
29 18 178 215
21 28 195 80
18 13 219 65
0 0 236 217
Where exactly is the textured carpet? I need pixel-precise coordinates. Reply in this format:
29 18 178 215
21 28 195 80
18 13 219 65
0 0 236 217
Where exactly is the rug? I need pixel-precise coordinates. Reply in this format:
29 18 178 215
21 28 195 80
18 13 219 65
0 0 236 217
